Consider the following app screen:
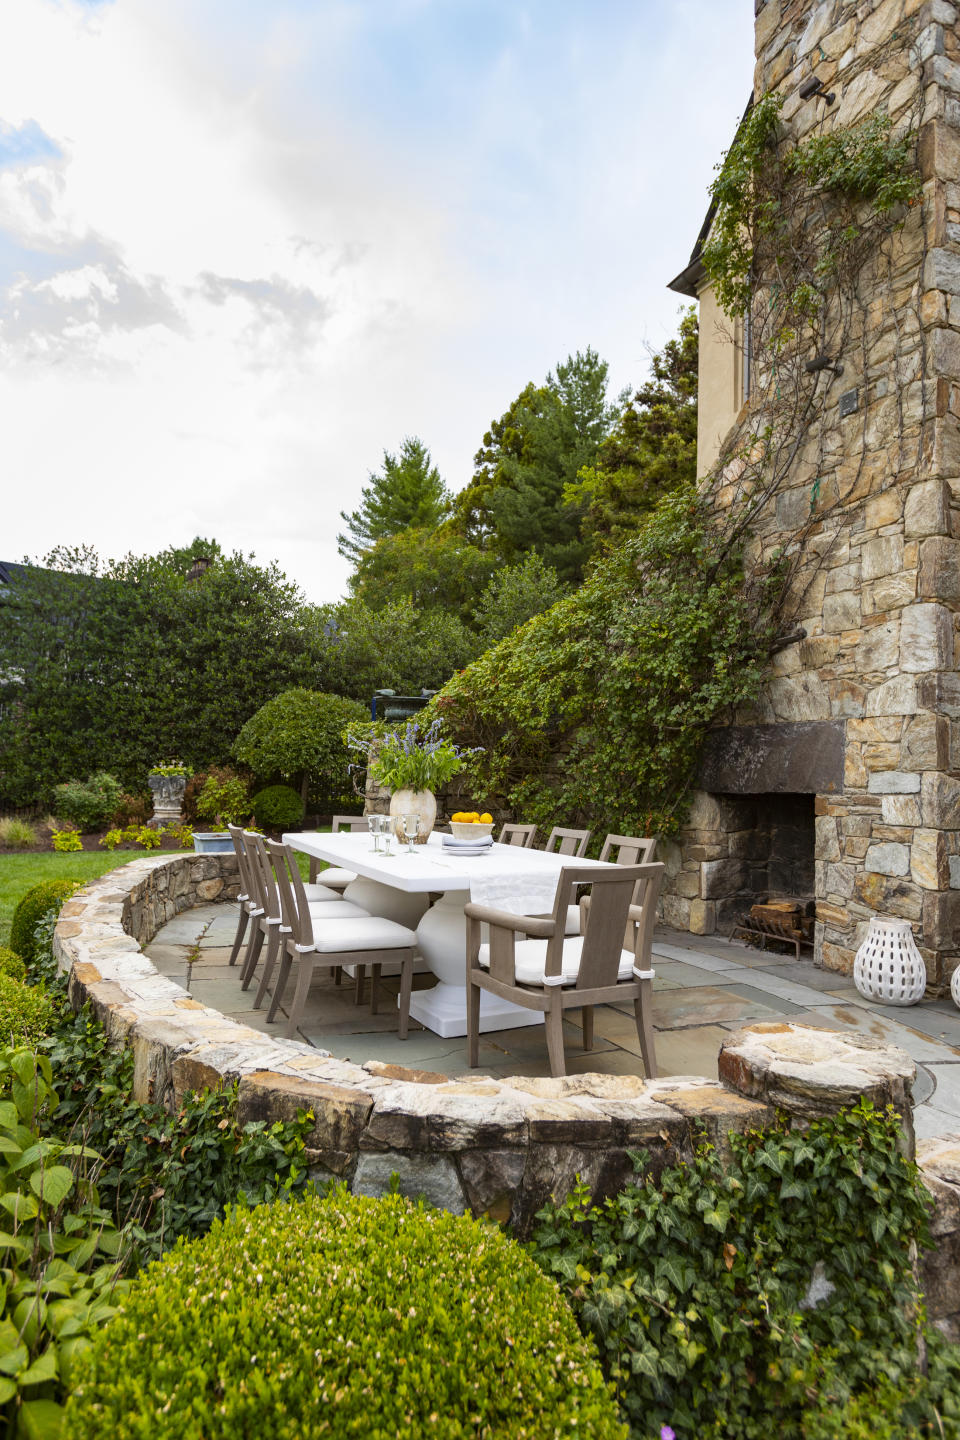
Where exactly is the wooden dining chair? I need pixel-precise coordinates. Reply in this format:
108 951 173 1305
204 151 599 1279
499 822 538 848
465 862 664 1078
308 814 367 889
564 834 658 934
544 826 592 857
226 826 257 967
241 833 369 1007
266 840 417 1040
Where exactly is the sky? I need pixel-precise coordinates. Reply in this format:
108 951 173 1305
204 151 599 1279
0 0 755 604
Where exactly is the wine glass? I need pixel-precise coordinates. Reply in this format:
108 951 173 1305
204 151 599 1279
381 818 393 857
400 811 420 854
367 814 382 853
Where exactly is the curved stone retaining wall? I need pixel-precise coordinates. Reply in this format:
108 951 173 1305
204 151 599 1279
53 855 960 1330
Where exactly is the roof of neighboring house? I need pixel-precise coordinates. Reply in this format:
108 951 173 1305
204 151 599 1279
667 94 754 299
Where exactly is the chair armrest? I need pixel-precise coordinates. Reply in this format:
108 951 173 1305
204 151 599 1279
463 903 555 938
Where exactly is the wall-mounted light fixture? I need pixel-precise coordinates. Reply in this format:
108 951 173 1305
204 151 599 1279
805 355 844 376
798 75 836 104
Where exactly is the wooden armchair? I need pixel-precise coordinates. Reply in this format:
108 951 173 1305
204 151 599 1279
465 861 664 1078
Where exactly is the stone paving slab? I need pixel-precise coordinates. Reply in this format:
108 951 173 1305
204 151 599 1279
651 985 786 1030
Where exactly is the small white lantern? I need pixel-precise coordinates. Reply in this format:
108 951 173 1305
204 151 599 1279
951 963 960 1011
854 918 927 1007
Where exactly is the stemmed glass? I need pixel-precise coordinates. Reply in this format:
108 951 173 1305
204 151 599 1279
400 811 420 854
367 814 383 852
381 818 394 857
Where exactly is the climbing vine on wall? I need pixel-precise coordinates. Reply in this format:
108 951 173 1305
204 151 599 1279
435 62 923 837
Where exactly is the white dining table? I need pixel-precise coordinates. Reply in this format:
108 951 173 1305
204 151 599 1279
282 829 612 1038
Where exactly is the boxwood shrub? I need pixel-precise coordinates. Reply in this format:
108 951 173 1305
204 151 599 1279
0 948 27 982
68 1188 625 1440
248 784 305 831
9 880 79 964
0 974 55 1048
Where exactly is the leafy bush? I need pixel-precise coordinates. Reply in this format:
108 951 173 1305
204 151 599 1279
133 825 161 850
41 1004 312 1265
530 1103 934 1440
0 1047 128 1438
248 784 304 830
0 950 26 982
9 881 79 964
51 826 83 853
162 823 194 850
109 792 150 827
0 818 37 848
98 829 123 852
194 770 251 828
0 976 55 1049
68 1189 625 1440
51 773 124 832
234 689 367 810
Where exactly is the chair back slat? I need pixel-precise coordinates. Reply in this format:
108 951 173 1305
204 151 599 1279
538 863 663 990
598 834 657 866
266 840 313 948
227 825 253 898
499 823 538 848
544 826 591 857
332 815 368 832
245 832 278 920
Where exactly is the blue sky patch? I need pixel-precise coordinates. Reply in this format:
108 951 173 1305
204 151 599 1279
0 119 61 170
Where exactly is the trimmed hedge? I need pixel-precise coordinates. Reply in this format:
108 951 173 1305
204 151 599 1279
249 784 305 830
68 1189 625 1440
0 975 55 1047
9 879 79 963
0 948 27 982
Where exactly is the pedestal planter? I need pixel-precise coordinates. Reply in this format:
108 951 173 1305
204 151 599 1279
193 832 234 854
148 773 187 828
854 918 927 1006
388 789 437 844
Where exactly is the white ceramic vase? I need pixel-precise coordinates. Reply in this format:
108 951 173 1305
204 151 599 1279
853 917 926 1006
388 788 437 844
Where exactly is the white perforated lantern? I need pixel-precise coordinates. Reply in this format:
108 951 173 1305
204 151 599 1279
854 918 926 1007
951 963 960 1011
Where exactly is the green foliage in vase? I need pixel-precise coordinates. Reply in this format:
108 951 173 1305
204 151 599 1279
337 436 451 567
569 309 699 555
234 689 367 811
350 718 476 794
68 1188 626 1440
147 761 191 778
432 480 778 837
530 1103 938 1440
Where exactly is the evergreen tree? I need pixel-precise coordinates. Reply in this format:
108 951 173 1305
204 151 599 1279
569 309 698 554
337 437 451 566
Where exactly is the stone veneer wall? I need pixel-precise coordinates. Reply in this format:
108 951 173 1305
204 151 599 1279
51 854 960 1332
661 0 960 994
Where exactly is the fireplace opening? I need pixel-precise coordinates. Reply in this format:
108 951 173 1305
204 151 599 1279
709 792 816 948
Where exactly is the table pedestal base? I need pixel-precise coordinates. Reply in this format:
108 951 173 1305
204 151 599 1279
408 983 543 1040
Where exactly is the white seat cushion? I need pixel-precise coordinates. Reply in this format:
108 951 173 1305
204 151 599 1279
564 903 581 936
304 882 343 902
307 916 417 954
319 868 358 888
478 935 647 987
306 900 369 921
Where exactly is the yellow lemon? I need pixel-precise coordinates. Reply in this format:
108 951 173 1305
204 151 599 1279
480 812 493 823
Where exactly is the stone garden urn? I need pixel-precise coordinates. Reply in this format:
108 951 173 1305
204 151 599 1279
148 772 187 828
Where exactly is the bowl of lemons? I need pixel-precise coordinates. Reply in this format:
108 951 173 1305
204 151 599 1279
450 811 494 840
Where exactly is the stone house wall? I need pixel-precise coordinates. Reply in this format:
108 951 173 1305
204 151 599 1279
662 0 960 991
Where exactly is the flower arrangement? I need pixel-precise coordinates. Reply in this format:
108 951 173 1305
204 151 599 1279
350 719 479 794
148 760 192 778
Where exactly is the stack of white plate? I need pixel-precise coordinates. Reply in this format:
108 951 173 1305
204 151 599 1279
441 834 494 857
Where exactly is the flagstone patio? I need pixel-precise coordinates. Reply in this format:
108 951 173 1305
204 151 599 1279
144 903 960 1141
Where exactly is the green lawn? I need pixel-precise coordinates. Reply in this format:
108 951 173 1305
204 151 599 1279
0 852 145 948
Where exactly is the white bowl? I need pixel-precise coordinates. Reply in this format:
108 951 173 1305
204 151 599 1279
450 821 494 840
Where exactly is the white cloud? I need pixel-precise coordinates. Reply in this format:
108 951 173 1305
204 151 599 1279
0 0 754 601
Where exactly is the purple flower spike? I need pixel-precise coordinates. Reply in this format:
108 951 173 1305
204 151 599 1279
660 1427 676 1440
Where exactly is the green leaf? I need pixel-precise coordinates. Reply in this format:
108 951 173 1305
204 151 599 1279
30 1169 74 1211
0 1192 38 1224
18 1348 58 1388
18 1398 65 1440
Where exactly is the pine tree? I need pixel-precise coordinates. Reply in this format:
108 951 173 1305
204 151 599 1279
337 437 450 566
